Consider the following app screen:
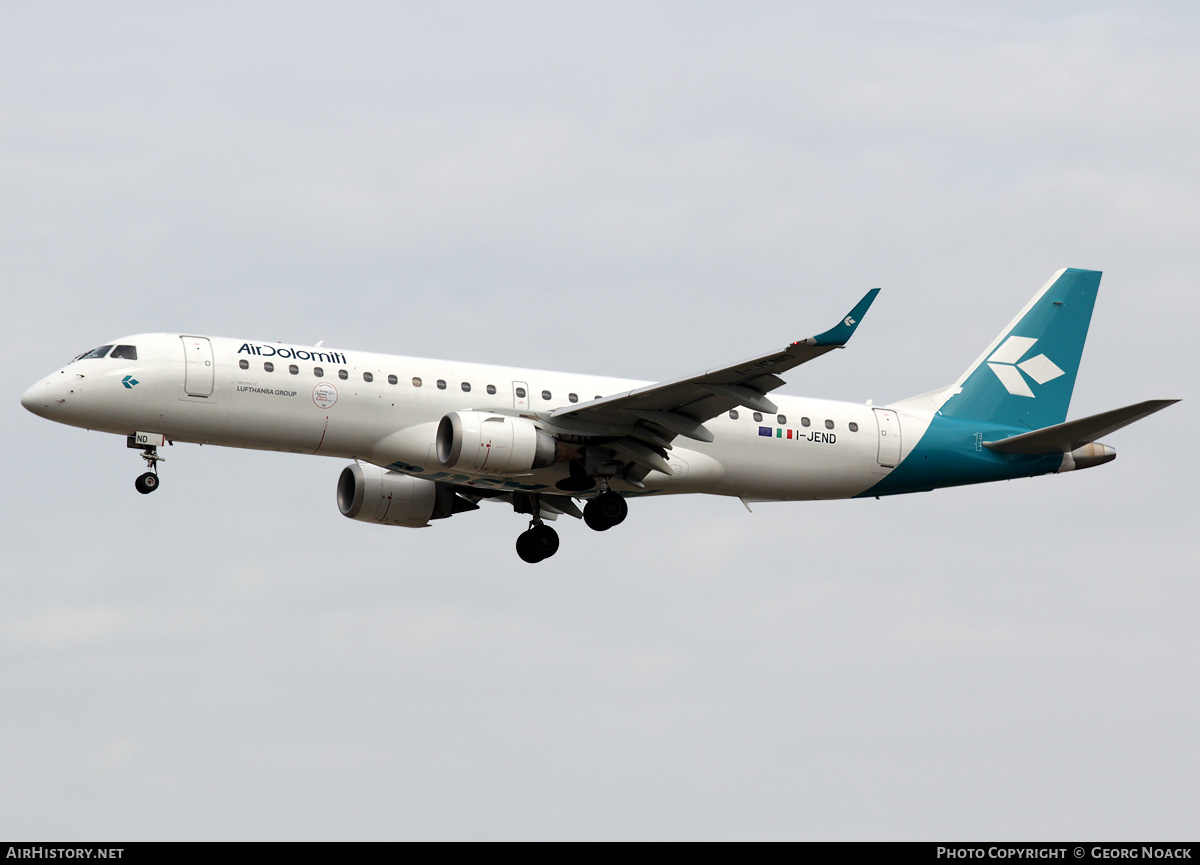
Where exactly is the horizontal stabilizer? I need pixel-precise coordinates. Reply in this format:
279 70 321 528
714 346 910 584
983 399 1179 454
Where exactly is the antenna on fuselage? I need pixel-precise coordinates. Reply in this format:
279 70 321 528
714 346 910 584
315 340 325 347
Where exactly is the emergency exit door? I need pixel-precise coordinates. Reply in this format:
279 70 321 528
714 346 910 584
512 381 529 411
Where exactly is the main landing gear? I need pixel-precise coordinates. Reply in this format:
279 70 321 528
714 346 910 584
583 490 627 532
510 484 629 564
516 522 560 564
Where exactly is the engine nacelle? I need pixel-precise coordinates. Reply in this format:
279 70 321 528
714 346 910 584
337 464 455 527
436 411 561 474
1056 442 1117 472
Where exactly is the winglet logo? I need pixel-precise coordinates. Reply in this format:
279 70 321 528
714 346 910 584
986 336 1064 398
121 375 139 389
844 316 856 327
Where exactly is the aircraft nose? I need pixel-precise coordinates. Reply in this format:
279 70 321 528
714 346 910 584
20 380 50 417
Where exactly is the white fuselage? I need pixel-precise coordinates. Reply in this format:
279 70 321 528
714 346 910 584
23 333 907 502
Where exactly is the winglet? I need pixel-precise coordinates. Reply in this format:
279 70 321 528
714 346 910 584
809 288 881 347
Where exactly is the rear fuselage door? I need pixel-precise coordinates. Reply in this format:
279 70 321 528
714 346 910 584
181 336 214 397
873 408 902 467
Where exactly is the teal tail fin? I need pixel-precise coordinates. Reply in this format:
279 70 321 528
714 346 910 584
939 268 1101 430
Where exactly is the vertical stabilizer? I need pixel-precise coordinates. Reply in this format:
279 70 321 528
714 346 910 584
938 268 1100 429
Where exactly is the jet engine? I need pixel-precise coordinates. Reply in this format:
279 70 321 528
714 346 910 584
1056 442 1117 472
436 411 568 474
337 463 457 527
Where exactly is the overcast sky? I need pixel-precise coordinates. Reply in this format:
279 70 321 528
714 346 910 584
2 1 1197 840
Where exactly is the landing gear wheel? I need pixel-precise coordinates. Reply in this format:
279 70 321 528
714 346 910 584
516 524 560 563
529 524 559 559
132 442 165 494
516 531 540 563
584 491 627 531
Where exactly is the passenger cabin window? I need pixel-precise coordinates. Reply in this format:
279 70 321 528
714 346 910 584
289 364 299 375
239 359 249 370
825 419 835 429
801 417 810 427
541 390 551 400
437 380 447 390
848 422 859 432
461 382 471 392
314 367 324 377
363 372 373 382
515 387 526 398
569 393 578 403
729 409 739 420
338 369 348 380
486 384 496 395
777 415 787 425
753 412 763 422
78 345 112 360
263 362 274 372
388 375 398 385
110 345 138 360
412 377 422 387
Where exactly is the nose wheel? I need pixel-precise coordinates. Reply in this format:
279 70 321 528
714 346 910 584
131 442 165 494
516 522 559 563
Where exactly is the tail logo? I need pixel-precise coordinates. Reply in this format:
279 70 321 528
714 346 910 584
844 316 856 327
985 336 1065 398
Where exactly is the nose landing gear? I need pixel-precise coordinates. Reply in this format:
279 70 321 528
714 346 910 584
127 434 166 495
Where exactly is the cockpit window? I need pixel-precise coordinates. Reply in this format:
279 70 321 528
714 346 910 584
75 345 113 361
110 345 138 360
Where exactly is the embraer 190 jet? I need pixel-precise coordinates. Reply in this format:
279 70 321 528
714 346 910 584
21 269 1177 562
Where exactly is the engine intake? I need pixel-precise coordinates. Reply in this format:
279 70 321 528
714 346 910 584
337 463 456 527
436 411 561 474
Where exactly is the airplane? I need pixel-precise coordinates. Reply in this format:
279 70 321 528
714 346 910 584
20 268 1177 563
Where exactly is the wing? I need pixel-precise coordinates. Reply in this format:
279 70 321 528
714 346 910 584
541 289 880 483
550 288 880 439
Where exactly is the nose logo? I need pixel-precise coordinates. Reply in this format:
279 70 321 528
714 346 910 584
122 375 140 389
986 336 1064 398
